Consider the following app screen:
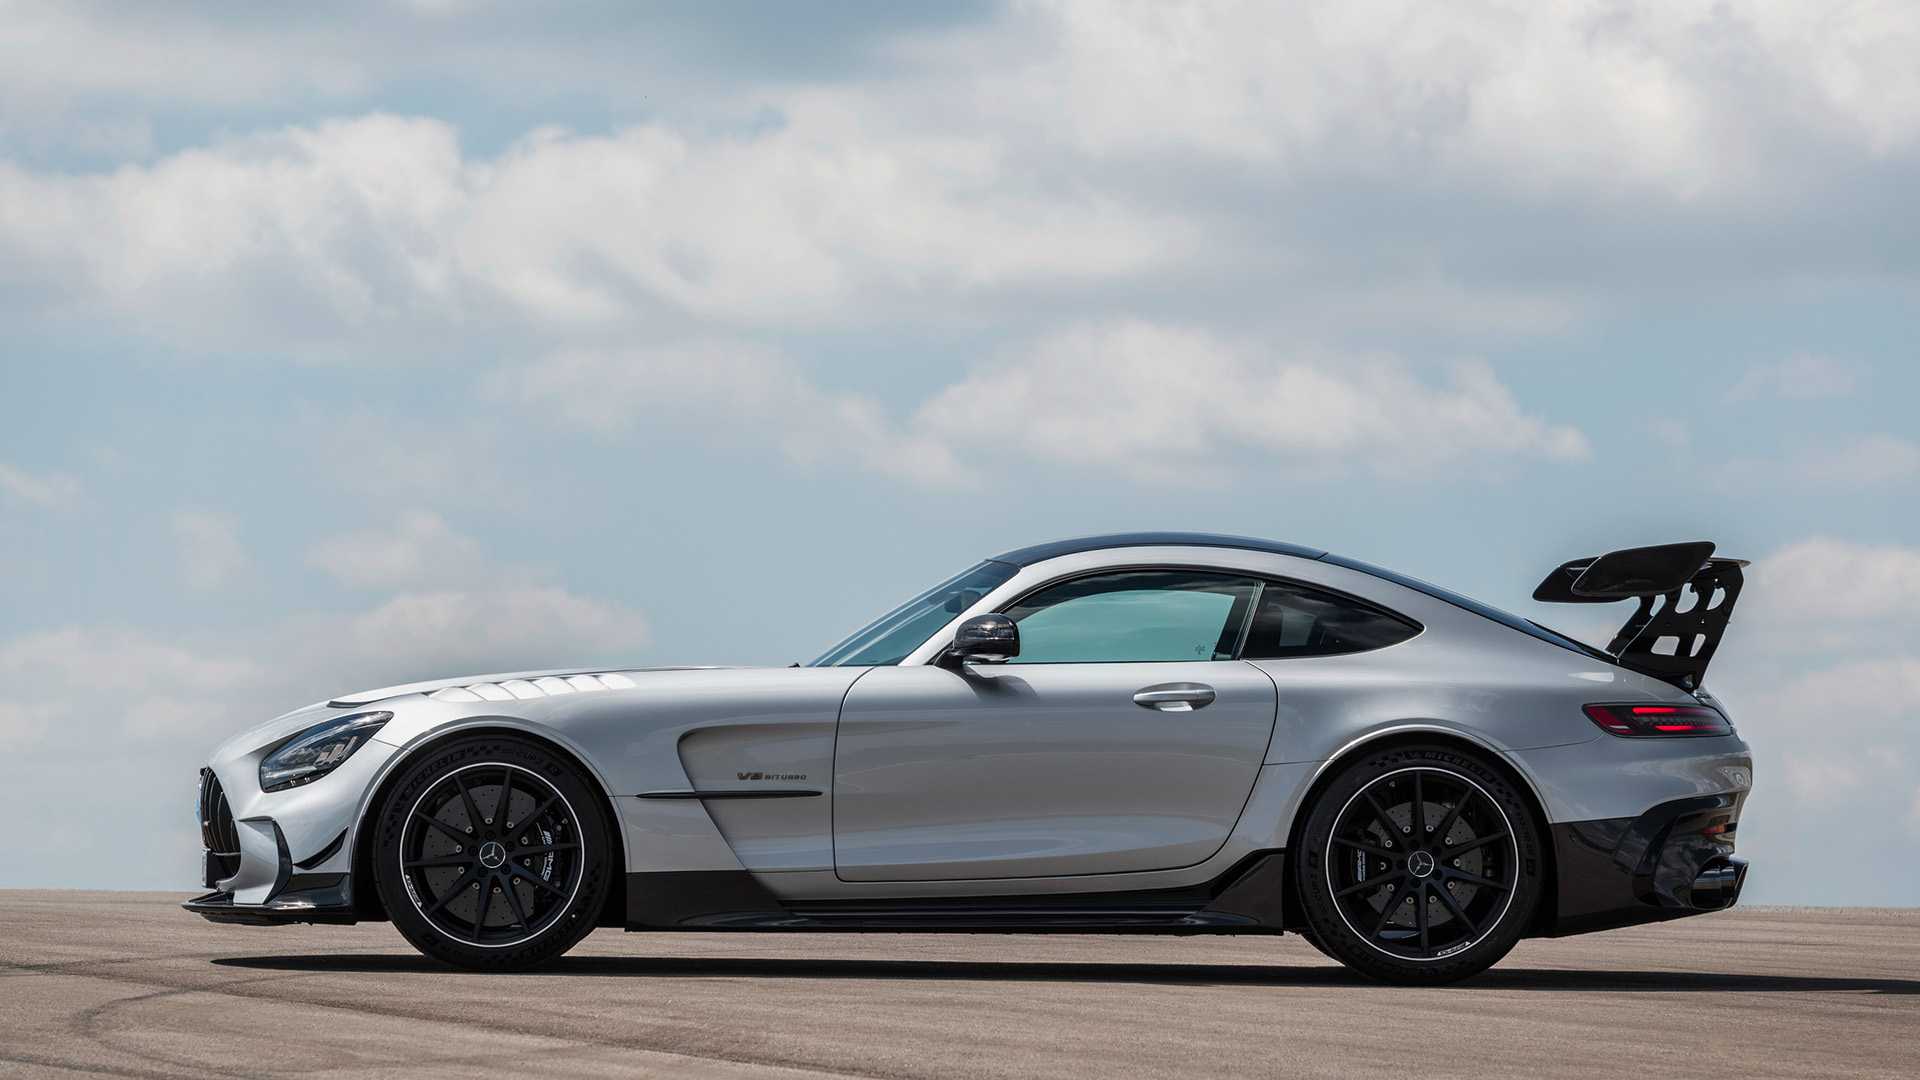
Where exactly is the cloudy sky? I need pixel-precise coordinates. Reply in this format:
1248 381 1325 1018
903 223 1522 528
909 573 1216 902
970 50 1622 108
2 0 1916 904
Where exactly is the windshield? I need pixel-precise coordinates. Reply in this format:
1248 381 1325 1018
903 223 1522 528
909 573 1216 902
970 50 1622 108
810 560 1018 667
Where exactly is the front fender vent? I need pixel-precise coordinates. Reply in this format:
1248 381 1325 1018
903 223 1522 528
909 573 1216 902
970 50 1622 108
426 671 636 703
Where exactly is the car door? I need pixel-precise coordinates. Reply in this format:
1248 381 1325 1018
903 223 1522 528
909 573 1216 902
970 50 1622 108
832 568 1279 882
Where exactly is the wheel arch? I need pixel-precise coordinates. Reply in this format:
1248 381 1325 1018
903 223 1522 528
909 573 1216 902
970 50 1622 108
349 721 630 927
1280 726 1559 936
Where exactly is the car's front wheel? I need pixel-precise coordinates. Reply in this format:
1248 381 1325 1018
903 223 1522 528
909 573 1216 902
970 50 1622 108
1294 743 1543 984
371 734 612 969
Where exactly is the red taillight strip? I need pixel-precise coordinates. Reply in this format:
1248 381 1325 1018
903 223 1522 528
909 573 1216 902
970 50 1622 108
1584 703 1732 738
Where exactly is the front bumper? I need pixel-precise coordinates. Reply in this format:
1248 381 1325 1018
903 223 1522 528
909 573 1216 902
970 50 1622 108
1546 793 1748 936
185 874 359 925
188 718 396 922
187 772 361 924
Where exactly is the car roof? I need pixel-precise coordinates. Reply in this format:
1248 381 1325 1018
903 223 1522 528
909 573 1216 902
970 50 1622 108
986 532 1612 664
989 532 1327 567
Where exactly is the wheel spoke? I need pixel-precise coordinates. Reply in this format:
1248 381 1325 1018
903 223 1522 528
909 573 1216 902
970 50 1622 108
404 855 473 869
1431 788 1472 845
1331 836 1396 860
498 872 534 929
413 811 473 846
512 842 579 857
1432 882 1479 938
517 794 564 831
421 866 474 917
1442 867 1510 892
508 863 567 897
1336 873 1403 899
472 878 494 939
1362 789 1401 843
1415 881 1430 951
1440 831 1509 859
494 771 514 831
453 773 487 832
1411 772 1426 838
1370 886 1406 937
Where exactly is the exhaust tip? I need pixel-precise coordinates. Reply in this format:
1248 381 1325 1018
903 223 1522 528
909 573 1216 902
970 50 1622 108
1691 857 1748 910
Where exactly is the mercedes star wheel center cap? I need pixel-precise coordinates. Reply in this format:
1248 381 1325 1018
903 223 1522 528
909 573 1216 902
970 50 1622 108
478 840 507 869
1408 850 1436 878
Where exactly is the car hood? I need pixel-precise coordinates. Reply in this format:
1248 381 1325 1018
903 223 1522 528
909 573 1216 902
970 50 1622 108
326 666 716 707
213 666 724 760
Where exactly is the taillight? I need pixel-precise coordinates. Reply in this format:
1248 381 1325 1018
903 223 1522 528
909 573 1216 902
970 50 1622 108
1583 703 1732 737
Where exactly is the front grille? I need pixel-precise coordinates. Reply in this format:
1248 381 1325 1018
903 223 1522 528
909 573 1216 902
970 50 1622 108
198 768 241 884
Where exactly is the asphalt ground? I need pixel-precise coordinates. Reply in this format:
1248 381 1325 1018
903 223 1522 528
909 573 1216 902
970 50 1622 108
1 892 1915 1079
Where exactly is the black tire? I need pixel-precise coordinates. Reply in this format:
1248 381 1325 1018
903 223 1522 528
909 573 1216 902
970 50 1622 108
1293 743 1543 985
1295 925 1341 964
371 734 612 970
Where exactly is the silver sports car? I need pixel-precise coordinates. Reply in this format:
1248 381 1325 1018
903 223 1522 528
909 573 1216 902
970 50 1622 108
188 533 1752 984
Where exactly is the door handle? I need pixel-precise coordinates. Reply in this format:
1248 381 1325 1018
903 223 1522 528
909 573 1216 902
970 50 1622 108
1133 683 1216 712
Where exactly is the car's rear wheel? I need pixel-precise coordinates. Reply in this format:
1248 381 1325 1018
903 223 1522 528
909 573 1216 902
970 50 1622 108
372 734 612 969
1294 743 1543 984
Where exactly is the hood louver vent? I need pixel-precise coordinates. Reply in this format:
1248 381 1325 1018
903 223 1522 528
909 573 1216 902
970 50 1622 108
427 671 637 703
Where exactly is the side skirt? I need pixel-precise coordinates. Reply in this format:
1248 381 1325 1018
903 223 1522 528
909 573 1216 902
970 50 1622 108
624 851 1289 934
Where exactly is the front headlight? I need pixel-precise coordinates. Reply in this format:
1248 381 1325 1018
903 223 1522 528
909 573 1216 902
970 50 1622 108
259 711 391 792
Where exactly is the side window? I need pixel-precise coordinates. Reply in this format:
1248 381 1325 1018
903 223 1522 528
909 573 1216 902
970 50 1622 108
1003 570 1260 663
1239 581 1419 659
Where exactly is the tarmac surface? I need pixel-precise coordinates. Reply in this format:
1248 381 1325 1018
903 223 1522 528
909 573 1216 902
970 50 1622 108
1 892 1915 1078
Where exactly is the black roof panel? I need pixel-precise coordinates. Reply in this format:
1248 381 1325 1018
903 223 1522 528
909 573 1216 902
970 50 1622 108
991 532 1326 567
987 532 1616 668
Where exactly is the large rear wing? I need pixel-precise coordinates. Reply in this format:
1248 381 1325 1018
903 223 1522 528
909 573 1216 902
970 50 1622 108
1532 541 1747 689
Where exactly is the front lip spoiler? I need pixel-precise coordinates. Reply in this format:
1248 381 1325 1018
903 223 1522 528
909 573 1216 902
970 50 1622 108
183 873 358 926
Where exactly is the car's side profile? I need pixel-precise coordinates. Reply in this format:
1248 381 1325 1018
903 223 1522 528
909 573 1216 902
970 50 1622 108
187 533 1752 984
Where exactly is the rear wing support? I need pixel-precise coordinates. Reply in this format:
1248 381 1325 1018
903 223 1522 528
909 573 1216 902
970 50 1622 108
1532 541 1747 689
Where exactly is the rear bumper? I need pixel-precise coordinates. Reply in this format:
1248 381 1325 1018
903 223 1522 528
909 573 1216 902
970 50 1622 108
1545 793 1747 936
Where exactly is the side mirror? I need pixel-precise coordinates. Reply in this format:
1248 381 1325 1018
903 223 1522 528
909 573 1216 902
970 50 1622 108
938 613 1019 669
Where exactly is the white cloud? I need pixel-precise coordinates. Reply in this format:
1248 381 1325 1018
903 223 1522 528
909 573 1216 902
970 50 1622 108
994 0 1920 199
1730 354 1861 401
307 511 492 590
0 462 81 508
0 626 263 700
0 702 60 747
1643 417 1692 451
495 324 1590 487
0 584 649 887
913 322 1591 481
5 3 1919 357
1713 434 1920 494
172 511 248 590
319 587 650 682
1710 598 1920 903
9 2 1918 197
1747 537 1920 623
488 342 974 487
0 112 1186 347
1788 434 1920 489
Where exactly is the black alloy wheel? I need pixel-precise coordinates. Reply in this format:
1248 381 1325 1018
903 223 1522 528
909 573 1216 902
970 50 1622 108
1327 767 1517 958
1295 744 1542 984
401 763 582 945
374 735 611 969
